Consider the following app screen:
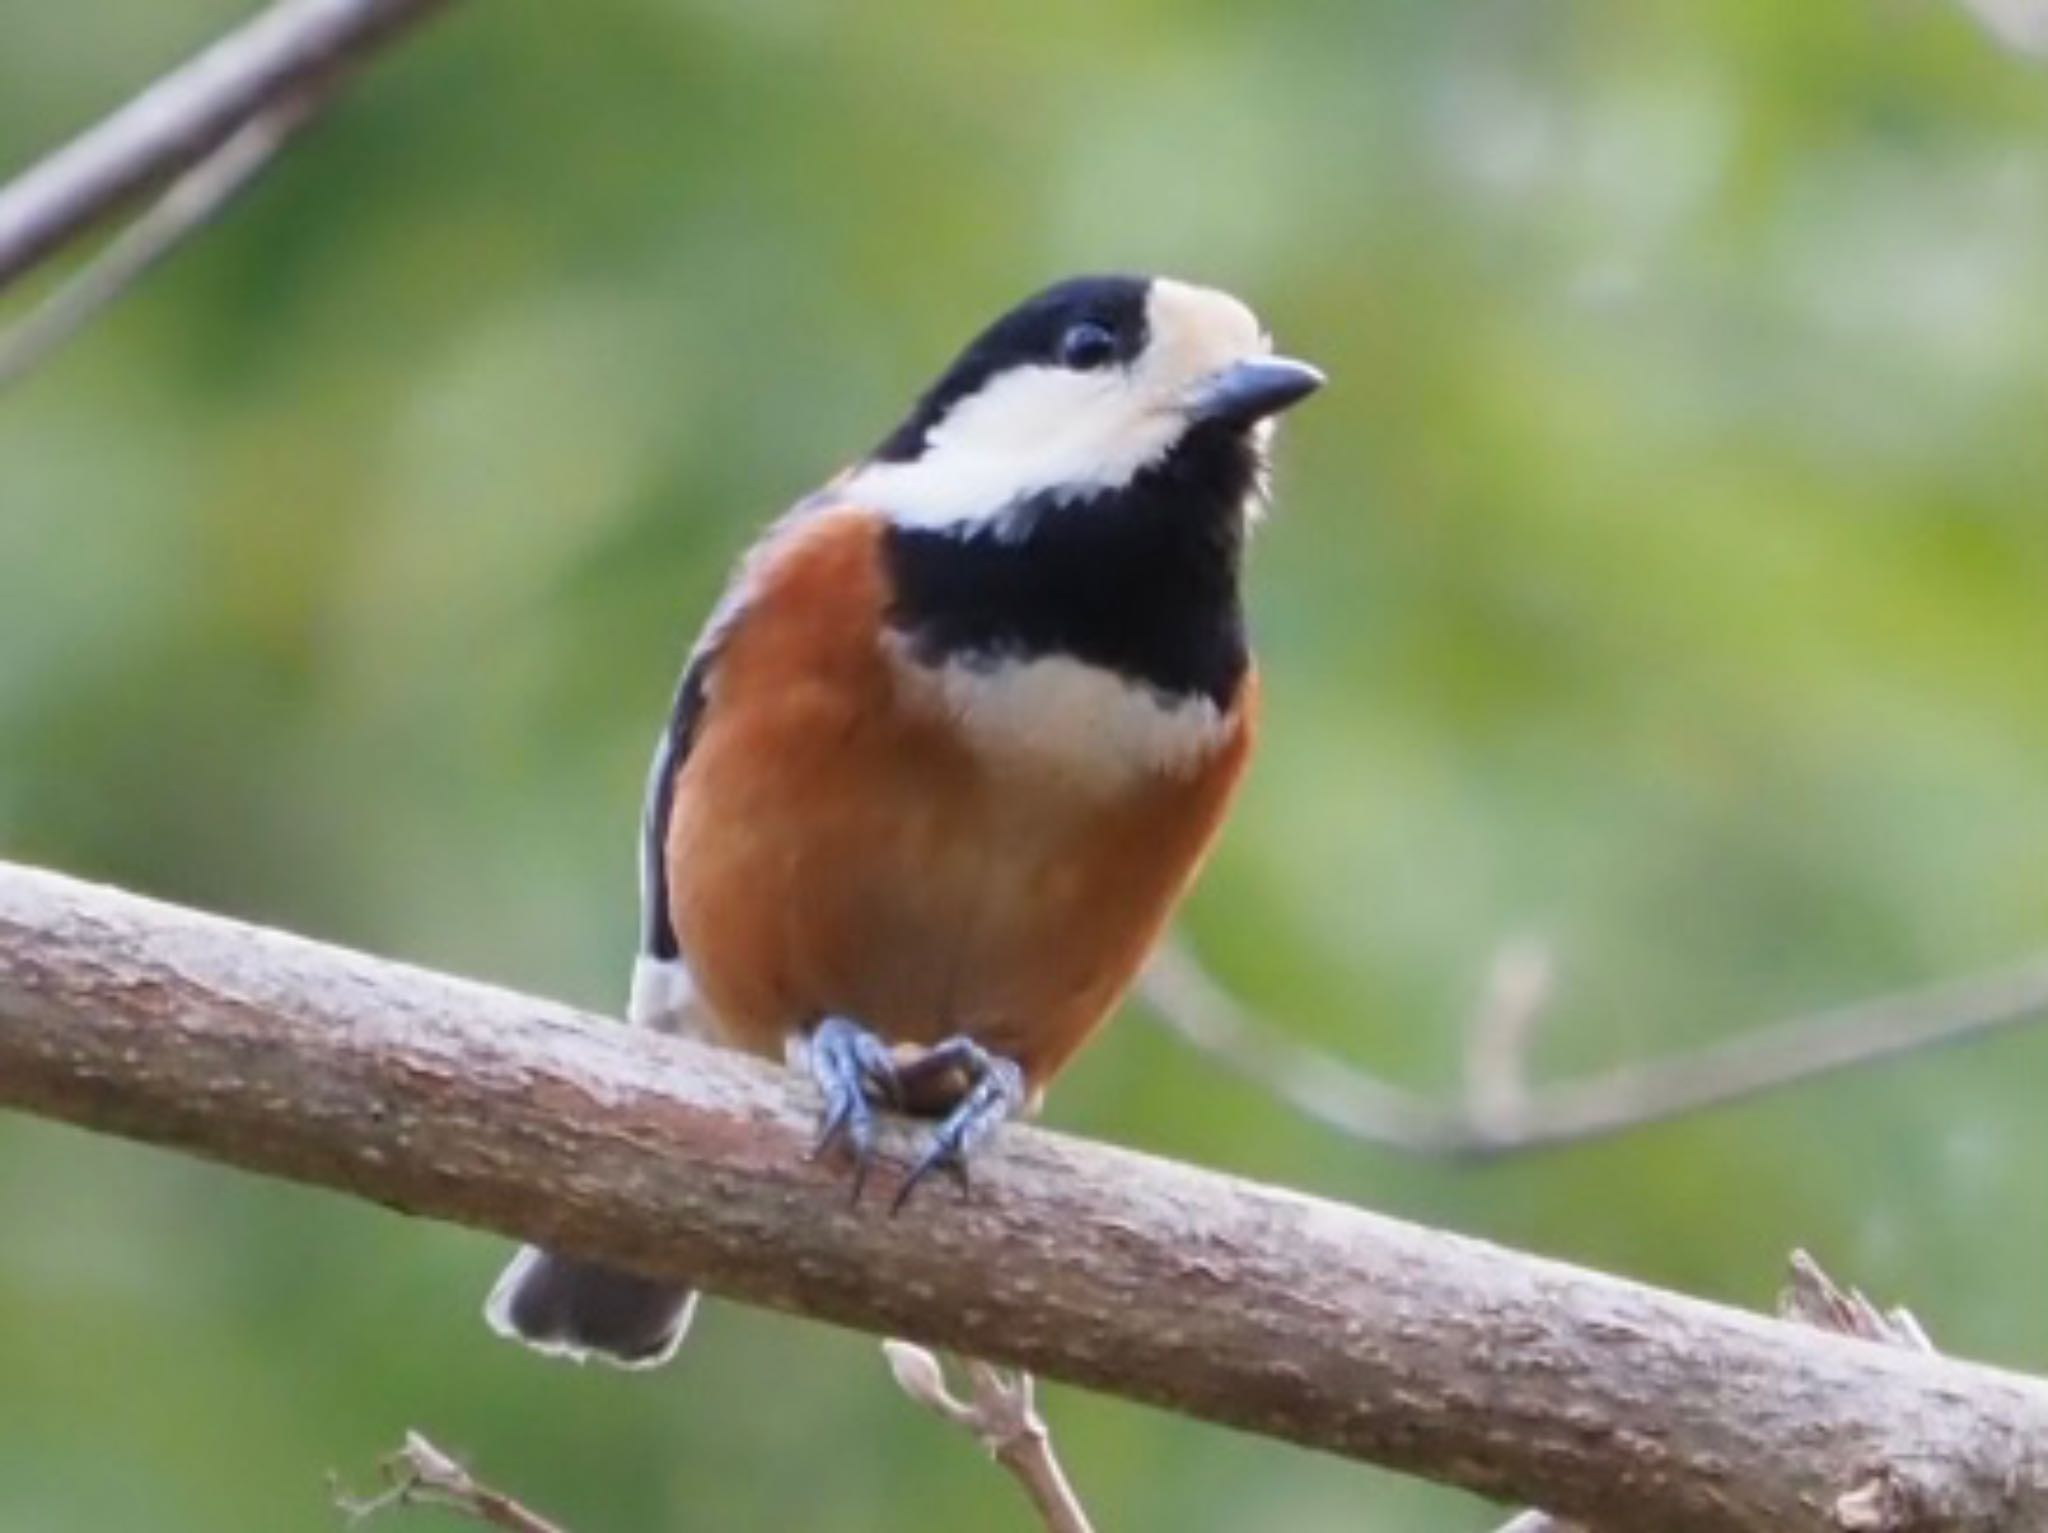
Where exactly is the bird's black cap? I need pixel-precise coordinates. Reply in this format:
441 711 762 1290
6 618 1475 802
872 275 1153 463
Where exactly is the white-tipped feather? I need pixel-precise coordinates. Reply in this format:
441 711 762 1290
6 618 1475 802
481 1247 569 1355
482 1247 699 1370
629 955 706 1035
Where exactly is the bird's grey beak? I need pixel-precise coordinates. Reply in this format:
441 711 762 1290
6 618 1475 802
1184 356 1325 427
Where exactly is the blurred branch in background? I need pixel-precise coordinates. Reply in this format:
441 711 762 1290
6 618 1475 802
8 859 2048 1533
0 87 331 390
1140 939 2048 1158
883 1344 1095 1533
1957 0 2048 56
337 1432 569 1533
0 0 460 380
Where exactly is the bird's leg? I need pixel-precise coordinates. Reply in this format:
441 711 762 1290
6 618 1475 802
804 1014 903 1204
890 1037 1027 1213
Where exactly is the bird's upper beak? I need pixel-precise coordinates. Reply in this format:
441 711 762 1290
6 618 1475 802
1183 356 1325 427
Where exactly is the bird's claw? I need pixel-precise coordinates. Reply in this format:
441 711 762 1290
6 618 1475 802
891 1045 1025 1214
806 1015 902 1205
804 1021 1025 1212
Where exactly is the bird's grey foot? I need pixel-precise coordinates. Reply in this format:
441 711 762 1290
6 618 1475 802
891 1037 1027 1213
806 1015 903 1204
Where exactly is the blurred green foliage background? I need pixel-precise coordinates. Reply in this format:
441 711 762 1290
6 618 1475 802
6 0 2048 1527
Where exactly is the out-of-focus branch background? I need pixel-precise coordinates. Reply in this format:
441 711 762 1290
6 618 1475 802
4 2 2048 1530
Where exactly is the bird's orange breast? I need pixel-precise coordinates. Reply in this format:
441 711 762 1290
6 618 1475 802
665 509 1254 1087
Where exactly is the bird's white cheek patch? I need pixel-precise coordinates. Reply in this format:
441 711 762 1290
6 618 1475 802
891 644 1230 792
840 366 1179 534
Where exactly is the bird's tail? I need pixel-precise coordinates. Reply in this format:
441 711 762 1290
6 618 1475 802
483 1246 697 1369
483 957 702 1367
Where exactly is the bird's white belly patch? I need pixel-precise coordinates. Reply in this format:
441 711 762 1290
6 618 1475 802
891 644 1229 791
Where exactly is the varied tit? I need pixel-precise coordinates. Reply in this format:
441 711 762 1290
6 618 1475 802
486 274 1323 1368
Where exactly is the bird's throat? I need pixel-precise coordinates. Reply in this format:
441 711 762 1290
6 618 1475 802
879 426 1258 710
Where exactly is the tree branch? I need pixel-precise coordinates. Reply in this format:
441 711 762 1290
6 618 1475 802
1956 0 2048 56
883 1344 1096 1533
1139 937 2048 1158
334 1366 1093 1533
336 1431 569 1533
4 858 2048 1533
0 84 331 390
1489 1250 1940 1533
0 0 457 295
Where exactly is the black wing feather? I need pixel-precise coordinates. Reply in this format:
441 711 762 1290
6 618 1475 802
638 651 714 960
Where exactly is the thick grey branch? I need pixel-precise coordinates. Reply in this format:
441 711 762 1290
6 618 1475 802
4 859 2048 1533
0 0 455 293
1491 1251 1940 1533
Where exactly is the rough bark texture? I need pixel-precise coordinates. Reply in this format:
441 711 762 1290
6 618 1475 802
3 860 2046 1533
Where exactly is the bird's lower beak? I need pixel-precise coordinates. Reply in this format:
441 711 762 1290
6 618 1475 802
1183 356 1325 427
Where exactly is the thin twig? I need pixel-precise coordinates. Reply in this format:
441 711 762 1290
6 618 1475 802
0 0 456 292
884 1343 1096 1533
335 1432 569 1533
1777 1251 1942 1532
0 85 330 391
1778 1249 1935 1356
1139 939 2048 1158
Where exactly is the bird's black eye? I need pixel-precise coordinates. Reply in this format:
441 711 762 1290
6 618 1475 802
1056 320 1119 371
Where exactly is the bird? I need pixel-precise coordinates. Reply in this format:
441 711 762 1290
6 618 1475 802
484 273 1322 1368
